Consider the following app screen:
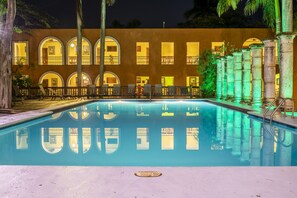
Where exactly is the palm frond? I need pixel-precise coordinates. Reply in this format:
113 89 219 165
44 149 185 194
262 0 275 28
217 0 242 17
244 0 262 15
107 0 115 6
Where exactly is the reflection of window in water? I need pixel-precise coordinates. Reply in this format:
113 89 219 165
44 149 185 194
69 128 91 153
186 128 199 150
69 111 89 120
41 128 63 154
136 105 149 117
96 128 119 154
51 112 63 119
16 129 29 150
161 104 174 117
137 128 149 150
186 106 200 116
161 128 174 150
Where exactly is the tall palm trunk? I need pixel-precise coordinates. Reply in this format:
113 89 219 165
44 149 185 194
76 0 83 96
99 0 106 89
282 0 293 32
0 0 16 109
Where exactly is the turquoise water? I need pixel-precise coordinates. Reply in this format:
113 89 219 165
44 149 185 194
0 101 296 166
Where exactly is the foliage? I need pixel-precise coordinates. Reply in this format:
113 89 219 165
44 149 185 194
12 58 35 87
197 50 219 98
179 0 266 28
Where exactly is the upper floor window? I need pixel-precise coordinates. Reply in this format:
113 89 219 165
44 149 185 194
95 36 120 65
161 42 174 65
136 42 149 65
39 37 63 65
13 41 28 65
186 42 199 65
211 42 225 56
67 37 92 65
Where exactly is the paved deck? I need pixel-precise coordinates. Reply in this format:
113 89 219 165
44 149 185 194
0 99 297 198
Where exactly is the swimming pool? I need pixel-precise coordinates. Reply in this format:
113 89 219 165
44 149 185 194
0 101 296 166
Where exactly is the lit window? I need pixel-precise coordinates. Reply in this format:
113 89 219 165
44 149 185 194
13 41 28 65
95 37 120 65
136 42 149 65
186 128 199 150
39 37 63 65
186 42 199 65
211 42 225 56
67 37 91 65
161 42 174 65
161 128 174 150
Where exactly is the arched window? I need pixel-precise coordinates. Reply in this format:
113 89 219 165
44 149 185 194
67 72 92 87
67 37 92 65
95 71 120 86
94 36 120 65
39 71 64 87
242 38 263 48
39 37 64 65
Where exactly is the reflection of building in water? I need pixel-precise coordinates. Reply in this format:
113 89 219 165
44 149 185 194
186 128 199 150
16 129 28 150
137 128 149 150
41 128 63 154
226 109 234 149
250 120 262 166
232 111 242 155
276 130 293 166
186 105 199 116
241 114 251 162
68 128 91 153
162 104 174 117
69 111 90 120
97 128 119 154
161 128 174 150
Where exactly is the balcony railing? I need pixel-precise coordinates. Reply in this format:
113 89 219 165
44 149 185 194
41 56 63 65
186 56 199 65
161 56 174 65
136 56 149 65
96 56 119 65
68 56 91 65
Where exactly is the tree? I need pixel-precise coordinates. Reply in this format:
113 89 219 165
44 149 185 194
99 0 115 89
126 19 142 28
76 0 83 96
0 0 16 109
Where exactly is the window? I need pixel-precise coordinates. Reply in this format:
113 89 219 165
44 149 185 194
13 41 28 65
67 37 92 65
161 42 174 65
186 76 199 87
161 128 174 150
186 42 199 65
161 76 174 86
136 42 149 65
39 37 63 65
136 76 149 86
211 42 225 56
95 37 120 65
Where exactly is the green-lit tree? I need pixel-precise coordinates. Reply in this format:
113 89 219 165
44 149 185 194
99 0 115 89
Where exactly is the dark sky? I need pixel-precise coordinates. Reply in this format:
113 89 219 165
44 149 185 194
25 0 194 28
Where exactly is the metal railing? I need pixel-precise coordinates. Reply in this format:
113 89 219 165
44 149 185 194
18 85 201 99
161 56 174 65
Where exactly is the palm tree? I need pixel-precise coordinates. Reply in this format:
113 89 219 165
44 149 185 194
0 0 16 109
76 0 83 96
99 0 115 89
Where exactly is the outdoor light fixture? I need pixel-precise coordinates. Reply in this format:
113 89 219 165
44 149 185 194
70 43 75 48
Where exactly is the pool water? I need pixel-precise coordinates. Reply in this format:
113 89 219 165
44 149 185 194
0 101 297 166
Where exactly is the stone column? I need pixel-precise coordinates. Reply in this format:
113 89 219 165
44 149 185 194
263 39 276 104
221 57 227 100
278 34 296 105
233 52 243 103
242 49 251 103
216 59 222 100
250 44 264 107
226 55 234 100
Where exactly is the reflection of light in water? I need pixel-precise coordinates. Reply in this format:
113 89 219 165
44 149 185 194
69 128 91 154
41 128 63 154
161 128 174 150
97 112 118 120
16 129 28 150
186 128 199 150
69 111 90 120
137 128 149 150
97 128 119 154
161 104 174 116
51 112 63 119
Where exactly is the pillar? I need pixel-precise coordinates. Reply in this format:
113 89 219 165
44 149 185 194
242 49 251 103
250 44 264 107
226 55 234 100
233 51 243 103
216 59 222 100
263 39 276 104
221 57 227 100
278 34 296 105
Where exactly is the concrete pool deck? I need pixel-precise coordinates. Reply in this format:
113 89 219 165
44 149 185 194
0 99 297 197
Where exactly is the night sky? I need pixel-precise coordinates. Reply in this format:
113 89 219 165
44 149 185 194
25 0 194 28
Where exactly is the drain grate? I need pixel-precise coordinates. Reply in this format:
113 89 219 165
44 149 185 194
134 171 162 177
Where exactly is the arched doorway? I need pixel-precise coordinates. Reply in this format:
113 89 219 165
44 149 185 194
95 71 120 86
39 71 64 87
